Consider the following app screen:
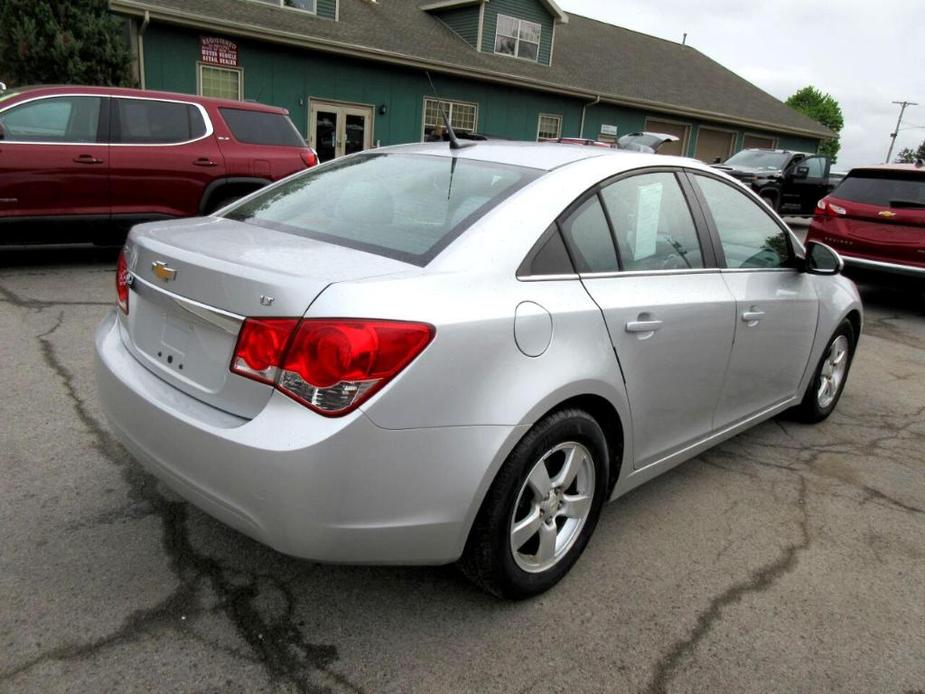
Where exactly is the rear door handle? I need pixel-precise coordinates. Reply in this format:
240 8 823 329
193 158 217 167
73 154 104 164
741 309 765 324
625 319 663 333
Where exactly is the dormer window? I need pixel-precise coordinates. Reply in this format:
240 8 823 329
251 0 317 13
494 15 541 62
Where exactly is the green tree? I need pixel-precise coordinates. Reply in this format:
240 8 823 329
0 0 133 87
895 139 925 163
786 86 845 163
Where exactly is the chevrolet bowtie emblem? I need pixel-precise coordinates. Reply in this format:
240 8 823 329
151 261 178 282
878 210 897 218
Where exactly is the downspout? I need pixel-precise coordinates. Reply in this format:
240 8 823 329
579 95 600 139
138 10 150 89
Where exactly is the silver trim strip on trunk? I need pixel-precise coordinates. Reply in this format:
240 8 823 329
130 273 245 334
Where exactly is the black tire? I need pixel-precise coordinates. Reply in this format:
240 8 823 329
760 192 778 212
458 408 609 599
790 319 856 423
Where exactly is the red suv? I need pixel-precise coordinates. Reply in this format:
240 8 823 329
0 85 317 243
808 163 925 277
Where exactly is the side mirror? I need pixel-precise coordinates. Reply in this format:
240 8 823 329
804 240 843 275
712 157 722 164
792 166 809 180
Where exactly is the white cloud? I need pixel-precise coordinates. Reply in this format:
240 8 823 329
559 0 924 168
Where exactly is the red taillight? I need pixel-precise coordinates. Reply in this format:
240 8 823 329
816 198 846 217
230 318 434 416
231 318 299 384
116 250 130 314
300 149 318 167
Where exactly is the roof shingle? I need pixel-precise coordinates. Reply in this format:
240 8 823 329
111 0 832 138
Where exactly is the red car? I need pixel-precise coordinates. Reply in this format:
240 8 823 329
0 85 317 243
808 163 925 277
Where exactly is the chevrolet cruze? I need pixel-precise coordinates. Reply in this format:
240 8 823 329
96 142 862 598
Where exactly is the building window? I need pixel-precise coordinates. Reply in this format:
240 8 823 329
423 98 478 139
200 65 242 100
494 14 541 62
250 0 317 12
537 113 562 140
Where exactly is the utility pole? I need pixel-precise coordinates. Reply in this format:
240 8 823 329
885 100 918 163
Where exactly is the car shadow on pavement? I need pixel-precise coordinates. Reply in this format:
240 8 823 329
0 244 121 269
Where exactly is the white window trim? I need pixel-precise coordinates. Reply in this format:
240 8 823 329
241 0 318 15
198 63 244 101
536 113 562 140
421 97 479 140
494 13 542 63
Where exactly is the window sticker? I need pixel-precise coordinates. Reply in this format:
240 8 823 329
633 182 663 260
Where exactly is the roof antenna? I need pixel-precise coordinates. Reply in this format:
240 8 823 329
425 71 476 150
682 33 687 47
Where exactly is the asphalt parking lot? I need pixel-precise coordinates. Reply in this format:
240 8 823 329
1 232 923 693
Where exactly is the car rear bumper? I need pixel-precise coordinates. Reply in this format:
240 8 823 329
95 311 523 564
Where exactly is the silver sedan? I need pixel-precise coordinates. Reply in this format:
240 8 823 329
96 142 862 598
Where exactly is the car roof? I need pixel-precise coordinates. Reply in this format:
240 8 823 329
847 163 925 176
381 140 709 173
0 85 288 114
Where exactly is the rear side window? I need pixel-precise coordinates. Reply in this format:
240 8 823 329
219 108 305 147
693 174 791 269
113 99 205 144
0 96 101 143
833 170 925 208
225 153 539 265
559 195 620 273
600 172 704 271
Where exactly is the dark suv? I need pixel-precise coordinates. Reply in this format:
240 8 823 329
0 85 317 243
713 148 833 215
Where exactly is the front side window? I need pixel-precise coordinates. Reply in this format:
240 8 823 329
0 96 101 143
693 174 791 269
795 156 826 178
559 195 619 273
423 98 478 140
113 99 205 144
225 153 539 265
537 114 562 140
200 65 242 101
600 172 704 271
494 14 541 62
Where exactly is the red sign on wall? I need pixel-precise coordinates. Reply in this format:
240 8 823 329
200 37 239 67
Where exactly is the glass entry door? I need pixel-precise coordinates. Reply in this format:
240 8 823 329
309 101 373 162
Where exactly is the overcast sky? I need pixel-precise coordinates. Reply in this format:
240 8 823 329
559 0 924 169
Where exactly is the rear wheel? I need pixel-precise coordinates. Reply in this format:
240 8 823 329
791 319 855 423
458 409 608 599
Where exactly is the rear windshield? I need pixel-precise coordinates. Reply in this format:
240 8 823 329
834 170 925 208
224 153 540 265
219 107 305 147
723 150 790 170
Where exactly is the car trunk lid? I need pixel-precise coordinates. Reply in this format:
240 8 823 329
121 216 417 418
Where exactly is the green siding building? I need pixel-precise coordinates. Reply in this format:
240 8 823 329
113 0 831 162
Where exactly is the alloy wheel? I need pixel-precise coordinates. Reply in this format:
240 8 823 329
817 335 850 409
509 441 596 573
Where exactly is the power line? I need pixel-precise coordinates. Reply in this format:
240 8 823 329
885 100 918 163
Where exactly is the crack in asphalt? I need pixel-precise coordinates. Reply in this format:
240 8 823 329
644 476 810 694
0 283 112 310
0 284 364 694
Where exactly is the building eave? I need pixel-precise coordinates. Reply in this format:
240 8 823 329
110 0 831 140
